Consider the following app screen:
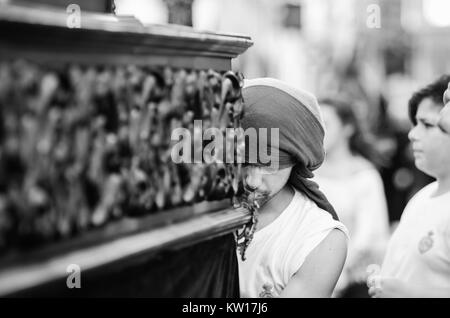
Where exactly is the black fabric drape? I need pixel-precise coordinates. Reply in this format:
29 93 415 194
9 233 239 297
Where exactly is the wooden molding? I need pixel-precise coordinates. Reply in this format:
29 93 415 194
0 205 251 296
0 4 253 70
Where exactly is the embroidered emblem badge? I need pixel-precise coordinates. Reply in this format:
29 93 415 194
418 231 434 254
259 283 274 298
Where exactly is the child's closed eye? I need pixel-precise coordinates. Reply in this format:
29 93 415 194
417 119 437 129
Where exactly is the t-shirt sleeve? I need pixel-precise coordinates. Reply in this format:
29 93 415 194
284 209 348 282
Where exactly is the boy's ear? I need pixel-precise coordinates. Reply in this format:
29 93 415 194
438 103 450 134
443 82 450 105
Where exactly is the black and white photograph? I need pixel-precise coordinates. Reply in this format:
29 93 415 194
0 0 449 304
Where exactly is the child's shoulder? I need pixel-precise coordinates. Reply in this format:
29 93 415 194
293 190 349 236
401 182 438 219
410 181 438 202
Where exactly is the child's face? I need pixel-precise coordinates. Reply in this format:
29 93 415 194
243 165 292 206
408 98 450 178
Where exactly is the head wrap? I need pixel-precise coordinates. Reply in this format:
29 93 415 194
241 78 339 220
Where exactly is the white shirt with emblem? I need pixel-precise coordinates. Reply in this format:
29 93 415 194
237 188 348 298
381 182 450 289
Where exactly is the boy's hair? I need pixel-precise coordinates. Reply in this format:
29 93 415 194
408 75 450 125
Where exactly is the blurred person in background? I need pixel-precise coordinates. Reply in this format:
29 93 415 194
314 97 390 298
367 75 450 298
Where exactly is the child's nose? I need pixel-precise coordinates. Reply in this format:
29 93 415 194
408 125 419 142
245 168 262 190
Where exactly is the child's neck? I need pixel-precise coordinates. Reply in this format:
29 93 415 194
256 185 295 232
259 185 294 216
435 175 450 197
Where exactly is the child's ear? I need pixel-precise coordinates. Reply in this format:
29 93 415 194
443 82 450 105
438 103 450 134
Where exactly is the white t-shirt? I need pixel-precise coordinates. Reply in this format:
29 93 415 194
237 188 348 298
381 182 450 290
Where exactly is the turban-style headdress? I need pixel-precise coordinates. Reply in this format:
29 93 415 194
241 78 338 220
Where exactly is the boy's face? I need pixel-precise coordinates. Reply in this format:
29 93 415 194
408 98 450 178
243 165 292 206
